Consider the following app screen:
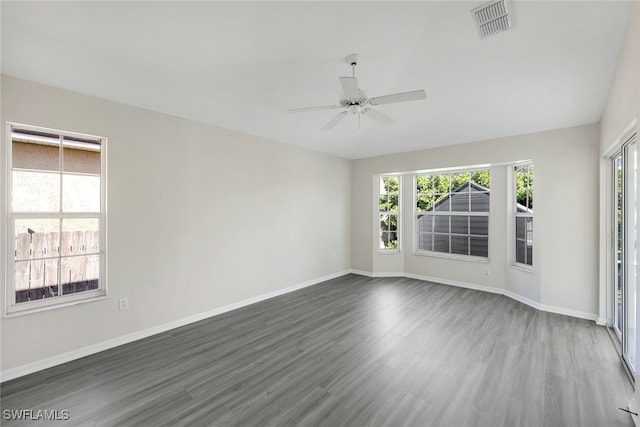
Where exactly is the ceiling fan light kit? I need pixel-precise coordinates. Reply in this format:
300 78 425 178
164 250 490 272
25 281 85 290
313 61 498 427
288 54 427 131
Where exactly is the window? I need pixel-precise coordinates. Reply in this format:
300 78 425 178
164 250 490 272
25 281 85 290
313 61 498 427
415 169 490 258
514 163 533 266
379 176 400 251
7 123 106 314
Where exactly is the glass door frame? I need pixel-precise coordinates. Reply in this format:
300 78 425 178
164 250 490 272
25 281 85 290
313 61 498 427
610 133 638 379
613 151 623 342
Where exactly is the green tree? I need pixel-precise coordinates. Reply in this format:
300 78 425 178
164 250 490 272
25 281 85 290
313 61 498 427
416 171 491 211
379 177 399 249
515 166 534 209
379 176 399 212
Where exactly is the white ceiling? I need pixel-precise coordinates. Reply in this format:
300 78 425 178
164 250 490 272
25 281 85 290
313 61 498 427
1 1 632 159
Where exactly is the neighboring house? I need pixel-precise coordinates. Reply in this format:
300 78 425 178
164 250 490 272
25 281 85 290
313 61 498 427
417 182 531 257
515 196 533 266
416 182 488 256
429 181 491 214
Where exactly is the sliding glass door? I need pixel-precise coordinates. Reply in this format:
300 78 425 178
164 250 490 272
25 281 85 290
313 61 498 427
613 136 638 374
624 139 637 370
614 153 623 339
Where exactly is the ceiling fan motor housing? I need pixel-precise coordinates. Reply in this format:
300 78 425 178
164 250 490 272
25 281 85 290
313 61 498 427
340 96 368 109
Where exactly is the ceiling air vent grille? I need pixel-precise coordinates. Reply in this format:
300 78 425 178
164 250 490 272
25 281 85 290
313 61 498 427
472 0 513 39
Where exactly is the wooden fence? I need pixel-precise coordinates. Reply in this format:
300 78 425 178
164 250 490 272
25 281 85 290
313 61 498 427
15 230 100 292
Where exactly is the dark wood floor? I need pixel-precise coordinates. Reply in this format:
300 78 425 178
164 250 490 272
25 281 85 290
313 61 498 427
1 274 634 426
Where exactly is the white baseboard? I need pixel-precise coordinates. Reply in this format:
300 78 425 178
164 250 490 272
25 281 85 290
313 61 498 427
404 272 504 296
369 271 403 278
504 289 597 321
502 289 542 309
353 270 599 322
350 269 374 277
0 270 351 383
537 301 598 322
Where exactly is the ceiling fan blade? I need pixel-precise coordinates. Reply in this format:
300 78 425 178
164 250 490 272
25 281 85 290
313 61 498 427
287 104 342 113
369 90 426 106
364 108 396 125
340 77 360 99
321 111 348 131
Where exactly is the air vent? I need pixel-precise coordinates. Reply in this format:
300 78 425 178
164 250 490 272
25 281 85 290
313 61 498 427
471 0 513 39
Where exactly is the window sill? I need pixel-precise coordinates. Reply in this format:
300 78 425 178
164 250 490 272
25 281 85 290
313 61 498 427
378 249 401 255
5 291 107 318
413 250 490 264
510 263 534 274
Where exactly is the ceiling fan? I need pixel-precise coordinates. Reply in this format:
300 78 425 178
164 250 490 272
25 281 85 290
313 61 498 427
288 54 427 131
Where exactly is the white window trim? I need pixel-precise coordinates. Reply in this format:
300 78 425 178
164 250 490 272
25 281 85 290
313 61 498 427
378 175 401 254
412 168 491 260
4 122 108 317
413 249 491 264
509 263 534 274
511 162 534 270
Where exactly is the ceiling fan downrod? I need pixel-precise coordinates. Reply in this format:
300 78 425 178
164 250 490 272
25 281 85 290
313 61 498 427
346 53 359 78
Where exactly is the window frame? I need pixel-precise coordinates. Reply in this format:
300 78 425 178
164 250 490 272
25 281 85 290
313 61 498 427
5 122 108 316
413 167 491 261
378 175 401 253
513 162 534 269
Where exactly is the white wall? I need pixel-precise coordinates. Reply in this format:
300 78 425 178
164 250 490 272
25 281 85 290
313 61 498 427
598 3 639 326
0 75 351 374
600 3 639 155
351 123 600 318
597 3 639 391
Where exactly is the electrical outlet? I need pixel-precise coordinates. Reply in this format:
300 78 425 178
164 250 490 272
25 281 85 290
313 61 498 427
119 297 129 310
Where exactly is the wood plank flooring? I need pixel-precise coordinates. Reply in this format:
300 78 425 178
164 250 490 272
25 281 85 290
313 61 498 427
1 274 634 426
